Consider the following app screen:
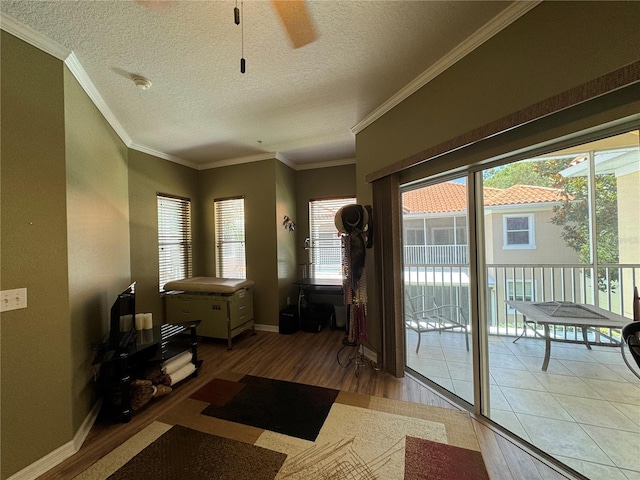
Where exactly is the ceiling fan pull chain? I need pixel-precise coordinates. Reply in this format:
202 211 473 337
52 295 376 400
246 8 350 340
234 0 240 25
240 1 246 73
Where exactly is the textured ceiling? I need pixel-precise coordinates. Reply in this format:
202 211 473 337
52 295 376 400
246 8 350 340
1 1 534 169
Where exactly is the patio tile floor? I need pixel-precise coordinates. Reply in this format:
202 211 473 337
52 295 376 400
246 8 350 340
406 330 640 480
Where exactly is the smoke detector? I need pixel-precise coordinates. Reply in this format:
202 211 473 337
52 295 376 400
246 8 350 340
132 75 152 91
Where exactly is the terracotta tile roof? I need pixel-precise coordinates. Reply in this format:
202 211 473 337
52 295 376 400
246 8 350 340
483 187 503 204
403 182 567 214
485 184 567 206
403 182 467 214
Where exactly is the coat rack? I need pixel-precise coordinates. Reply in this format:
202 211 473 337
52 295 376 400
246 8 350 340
334 204 379 376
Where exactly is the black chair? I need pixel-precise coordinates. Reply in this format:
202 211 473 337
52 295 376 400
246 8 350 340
621 286 640 379
621 321 640 380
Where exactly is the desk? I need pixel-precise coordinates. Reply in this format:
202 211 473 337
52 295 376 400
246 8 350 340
507 301 628 371
294 278 343 319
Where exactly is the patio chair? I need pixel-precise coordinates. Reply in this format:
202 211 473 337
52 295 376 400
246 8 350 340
621 321 640 380
621 286 640 380
404 292 469 354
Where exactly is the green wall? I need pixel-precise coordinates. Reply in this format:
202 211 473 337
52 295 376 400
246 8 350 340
1 31 135 479
128 150 200 321
355 1 640 359
358 2 640 181
1 32 72 478
198 160 280 326
64 67 131 432
276 162 298 306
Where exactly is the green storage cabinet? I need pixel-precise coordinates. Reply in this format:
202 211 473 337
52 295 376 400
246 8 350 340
164 288 254 349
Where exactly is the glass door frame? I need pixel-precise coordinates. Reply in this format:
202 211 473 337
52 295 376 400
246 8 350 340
401 118 640 475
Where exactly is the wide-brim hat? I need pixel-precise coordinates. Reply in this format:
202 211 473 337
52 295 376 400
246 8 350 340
335 204 369 234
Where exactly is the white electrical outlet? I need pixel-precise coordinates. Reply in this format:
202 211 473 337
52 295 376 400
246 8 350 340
0 288 27 312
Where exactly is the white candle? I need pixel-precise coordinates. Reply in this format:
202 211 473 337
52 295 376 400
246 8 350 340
143 313 153 330
135 313 145 330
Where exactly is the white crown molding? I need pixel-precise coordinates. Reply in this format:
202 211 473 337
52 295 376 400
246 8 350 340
198 152 278 170
3 4 539 172
129 143 199 169
351 1 541 135
1 14 259 170
0 14 70 60
275 152 296 170
64 52 132 147
295 157 356 171
2 14 135 149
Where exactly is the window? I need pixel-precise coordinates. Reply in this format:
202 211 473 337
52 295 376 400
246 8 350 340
404 219 426 245
214 197 246 279
503 214 535 249
308 197 356 279
157 194 192 291
432 227 454 245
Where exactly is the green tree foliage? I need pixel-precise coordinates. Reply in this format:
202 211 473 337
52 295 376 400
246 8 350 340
483 162 554 189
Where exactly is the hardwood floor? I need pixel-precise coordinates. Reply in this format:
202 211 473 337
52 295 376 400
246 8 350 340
37 328 573 480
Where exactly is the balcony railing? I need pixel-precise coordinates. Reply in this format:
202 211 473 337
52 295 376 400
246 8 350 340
403 245 468 265
403 262 640 343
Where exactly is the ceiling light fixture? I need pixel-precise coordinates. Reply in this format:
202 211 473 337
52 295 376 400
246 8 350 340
132 75 152 91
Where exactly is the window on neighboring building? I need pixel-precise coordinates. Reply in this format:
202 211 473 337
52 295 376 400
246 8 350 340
214 197 246 279
404 219 426 245
506 279 535 312
308 197 356 279
503 214 535 249
157 194 192 291
432 227 454 245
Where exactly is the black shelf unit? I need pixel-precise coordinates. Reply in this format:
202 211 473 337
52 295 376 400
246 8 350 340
92 321 201 422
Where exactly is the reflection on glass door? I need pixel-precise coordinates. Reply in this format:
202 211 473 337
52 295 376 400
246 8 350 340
401 128 639 479
482 130 640 479
402 176 473 405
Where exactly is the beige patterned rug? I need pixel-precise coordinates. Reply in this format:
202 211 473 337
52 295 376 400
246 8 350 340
75 371 488 479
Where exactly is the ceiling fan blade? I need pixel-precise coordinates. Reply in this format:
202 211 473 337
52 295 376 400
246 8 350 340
270 0 318 49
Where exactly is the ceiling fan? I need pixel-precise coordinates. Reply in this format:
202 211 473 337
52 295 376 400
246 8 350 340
135 0 317 49
270 0 317 49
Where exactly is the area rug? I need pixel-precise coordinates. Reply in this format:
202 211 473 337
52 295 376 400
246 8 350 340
198 374 339 441
75 371 489 480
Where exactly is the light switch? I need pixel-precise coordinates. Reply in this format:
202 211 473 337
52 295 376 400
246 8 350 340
0 288 27 312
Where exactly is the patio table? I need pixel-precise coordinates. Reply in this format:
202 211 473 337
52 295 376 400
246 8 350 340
507 300 629 371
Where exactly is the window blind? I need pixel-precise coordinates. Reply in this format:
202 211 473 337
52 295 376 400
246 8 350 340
157 194 192 291
308 197 356 279
214 197 246 279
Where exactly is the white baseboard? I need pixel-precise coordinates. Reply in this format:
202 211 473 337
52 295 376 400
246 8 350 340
7 400 101 480
74 399 102 451
254 323 278 333
362 345 379 364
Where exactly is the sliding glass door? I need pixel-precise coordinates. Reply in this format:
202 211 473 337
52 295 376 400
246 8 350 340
402 127 639 479
402 176 473 405
482 130 640 479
